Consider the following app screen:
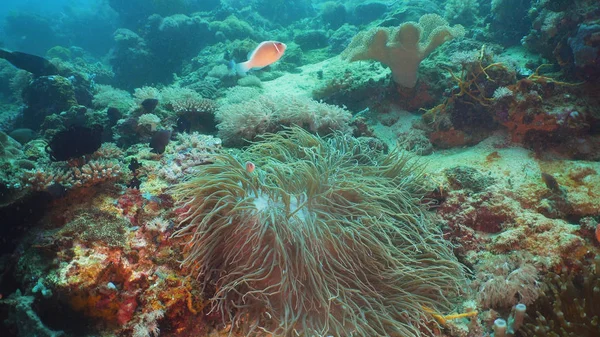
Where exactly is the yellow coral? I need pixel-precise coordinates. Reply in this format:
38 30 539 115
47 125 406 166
341 14 465 88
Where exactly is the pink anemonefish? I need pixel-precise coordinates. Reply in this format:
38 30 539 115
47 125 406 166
234 41 287 76
245 161 256 173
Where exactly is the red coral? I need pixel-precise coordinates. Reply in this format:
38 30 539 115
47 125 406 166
116 189 144 222
117 295 138 325
395 81 436 111
429 129 473 148
501 110 559 143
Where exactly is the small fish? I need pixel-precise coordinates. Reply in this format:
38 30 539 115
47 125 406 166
0 48 59 76
541 172 561 193
149 129 172 154
141 98 159 113
245 161 256 173
128 158 142 172
106 107 122 125
176 116 191 133
128 176 141 189
45 183 67 199
8 128 37 145
46 125 103 161
234 41 287 76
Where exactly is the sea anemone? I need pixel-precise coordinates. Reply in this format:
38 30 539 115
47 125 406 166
519 257 600 337
172 127 467 336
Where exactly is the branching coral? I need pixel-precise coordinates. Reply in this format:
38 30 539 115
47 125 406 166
21 159 121 191
341 13 465 88
171 97 216 115
21 168 74 191
172 127 467 336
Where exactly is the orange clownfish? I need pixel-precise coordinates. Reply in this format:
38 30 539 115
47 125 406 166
234 41 286 76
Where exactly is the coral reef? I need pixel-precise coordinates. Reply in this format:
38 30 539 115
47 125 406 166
157 132 222 183
1 137 220 335
144 14 211 81
0 2 599 337
521 0 600 82
418 45 597 153
319 1 347 29
350 1 389 25
252 0 315 24
311 57 390 112
294 30 329 51
568 23 600 81
0 131 37 204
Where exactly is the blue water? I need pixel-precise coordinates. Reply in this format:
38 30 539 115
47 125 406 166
0 0 114 55
0 0 74 17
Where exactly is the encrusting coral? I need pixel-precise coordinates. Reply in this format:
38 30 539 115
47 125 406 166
172 127 467 337
341 13 465 88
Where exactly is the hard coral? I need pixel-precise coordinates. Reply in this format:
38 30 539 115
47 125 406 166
22 75 78 130
341 14 465 88
171 95 218 133
172 127 467 337
20 146 122 192
21 167 73 191
71 159 122 188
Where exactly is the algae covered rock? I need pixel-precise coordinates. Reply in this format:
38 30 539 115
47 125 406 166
568 23 600 81
294 30 329 50
22 75 77 130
